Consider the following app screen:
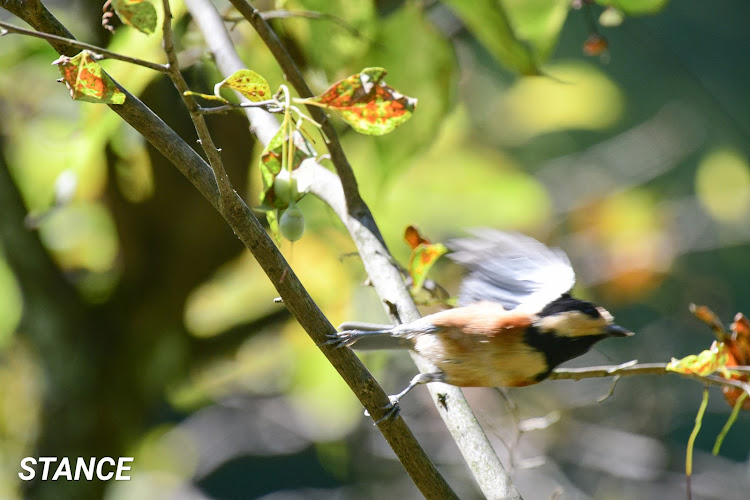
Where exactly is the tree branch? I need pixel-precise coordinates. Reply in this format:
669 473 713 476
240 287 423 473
160 0 233 204
216 1 521 498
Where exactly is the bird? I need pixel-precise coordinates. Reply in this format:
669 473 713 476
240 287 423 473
327 229 633 418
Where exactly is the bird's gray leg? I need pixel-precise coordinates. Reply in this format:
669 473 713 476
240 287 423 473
321 328 395 348
370 372 444 424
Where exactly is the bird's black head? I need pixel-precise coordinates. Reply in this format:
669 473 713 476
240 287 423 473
526 294 633 378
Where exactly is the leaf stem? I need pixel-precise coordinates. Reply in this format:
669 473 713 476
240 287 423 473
686 387 709 500
712 391 747 455
292 97 328 108
161 0 234 204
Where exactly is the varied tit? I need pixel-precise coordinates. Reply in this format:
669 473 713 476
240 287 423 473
327 229 633 414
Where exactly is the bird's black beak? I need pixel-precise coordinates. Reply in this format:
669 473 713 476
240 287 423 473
606 324 634 337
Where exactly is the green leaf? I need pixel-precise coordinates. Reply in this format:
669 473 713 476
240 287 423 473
214 69 272 102
258 128 315 212
309 67 417 135
503 0 570 63
265 209 280 244
111 0 158 35
54 51 126 105
442 0 540 75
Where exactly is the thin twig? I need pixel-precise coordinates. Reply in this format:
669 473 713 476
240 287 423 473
161 0 234 205
228 0 368 220
550 362 750 396
0 20 168 72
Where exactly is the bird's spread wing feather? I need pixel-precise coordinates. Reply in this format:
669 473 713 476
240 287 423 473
447 229 576 313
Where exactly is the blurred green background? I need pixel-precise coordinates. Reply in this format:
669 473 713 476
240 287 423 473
1 0 750 498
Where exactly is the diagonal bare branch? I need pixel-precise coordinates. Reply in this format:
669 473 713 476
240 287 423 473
217 1 521 498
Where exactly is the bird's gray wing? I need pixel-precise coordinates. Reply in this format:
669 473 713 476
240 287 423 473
447 229 576 313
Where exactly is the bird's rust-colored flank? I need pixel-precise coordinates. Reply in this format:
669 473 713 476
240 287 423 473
413 302 548 387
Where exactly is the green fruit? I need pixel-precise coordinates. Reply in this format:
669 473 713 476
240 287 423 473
279 204 305 241
273 169 298 205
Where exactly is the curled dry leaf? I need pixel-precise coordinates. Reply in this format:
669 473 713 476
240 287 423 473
403 226 447 293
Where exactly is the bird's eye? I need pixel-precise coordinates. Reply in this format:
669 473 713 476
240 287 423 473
579 303 600 318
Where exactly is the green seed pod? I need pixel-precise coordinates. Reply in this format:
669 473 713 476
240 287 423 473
279 203 305 242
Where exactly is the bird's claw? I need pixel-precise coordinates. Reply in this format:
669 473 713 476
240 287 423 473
319 331 357 348
365 397 401 425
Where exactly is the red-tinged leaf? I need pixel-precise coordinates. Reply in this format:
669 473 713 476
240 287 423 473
111 0 157 35
721 382 750 411
214 69 271 102
690 306 750 410
408 242 447 292
733 313 750 336
721 312 750 410
583 33 609 56
309 67 417 135
728 312 750 365
258 128 314 213
404 225 429 250
666 341 730 377
54 51 126 104
689 303 727 340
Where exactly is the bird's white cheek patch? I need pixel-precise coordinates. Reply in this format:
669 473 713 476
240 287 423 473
535 312 606 338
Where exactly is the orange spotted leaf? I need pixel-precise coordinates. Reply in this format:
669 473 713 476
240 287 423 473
214 69 271 102
54 51 126 104
111 0 157 34
667 341 730 377
583 33 608 56
309 67 417 135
